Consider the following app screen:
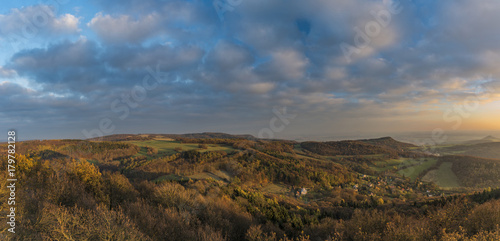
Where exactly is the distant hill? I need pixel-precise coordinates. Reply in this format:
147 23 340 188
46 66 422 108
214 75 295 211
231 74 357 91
483 135 500 141
300 137 418 157
301 140 395 157
463 135 500 145
357 136 416 150
89 132 255 141
88 134 151 141
179 132 255 140
437 142 500 159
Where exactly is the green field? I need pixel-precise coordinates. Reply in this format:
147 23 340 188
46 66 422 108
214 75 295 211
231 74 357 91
188 170 232 182
371 158 418 172
397 158 438 180
261 183 289 195
127 140 235 156
370 158 438 178
422 162 460 188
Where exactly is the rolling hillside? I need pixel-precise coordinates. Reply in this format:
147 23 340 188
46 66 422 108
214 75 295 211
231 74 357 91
3 134 500 240
444 155 500 188
358 136 417 150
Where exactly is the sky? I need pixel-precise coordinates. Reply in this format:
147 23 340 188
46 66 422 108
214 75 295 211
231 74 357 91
1 0 500 141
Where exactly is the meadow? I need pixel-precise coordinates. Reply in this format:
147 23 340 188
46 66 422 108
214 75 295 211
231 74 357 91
127 139 235 157
422 162 461 189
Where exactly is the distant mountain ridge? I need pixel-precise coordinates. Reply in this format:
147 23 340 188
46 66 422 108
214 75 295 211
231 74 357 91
463 135 500 145
483 135 500 141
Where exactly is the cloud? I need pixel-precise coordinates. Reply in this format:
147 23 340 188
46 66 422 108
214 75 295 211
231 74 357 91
205 41 255 70
87 13 162 43
0 81 31 96
267 49 309 81
52 14 80 33
0 5 80 37
105 44 205 70
9 38 107 93
87 0 217 44
8 38 207 97
0 67 16 78
248 82 276 94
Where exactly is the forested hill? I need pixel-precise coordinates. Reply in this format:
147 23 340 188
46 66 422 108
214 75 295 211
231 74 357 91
300 137 416 158
440 155 500 188
89 133 255 142
357 136 417 150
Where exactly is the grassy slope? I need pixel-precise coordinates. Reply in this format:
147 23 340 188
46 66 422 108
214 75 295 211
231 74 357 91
372 158 407 172
187 170 232 182
127 140 235 156
397 158 438 181
261 183 289 195
422 162 460 189
296 139 499 191
133 138 493 192
126 139 236 183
